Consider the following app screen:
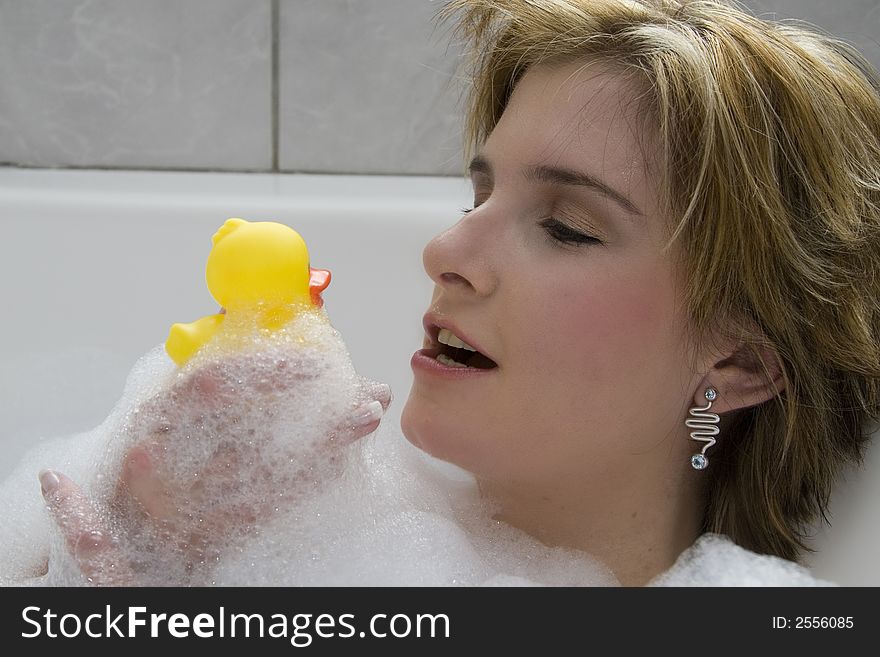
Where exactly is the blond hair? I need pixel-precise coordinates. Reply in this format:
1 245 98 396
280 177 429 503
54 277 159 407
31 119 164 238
436 0 880 561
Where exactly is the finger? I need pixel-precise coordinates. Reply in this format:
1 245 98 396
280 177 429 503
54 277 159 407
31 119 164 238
366 382 393 412
119 444 177 521
170 353 321 407
169 363 231 404
39 470 132 586
251 353 323 393
332 399 387 447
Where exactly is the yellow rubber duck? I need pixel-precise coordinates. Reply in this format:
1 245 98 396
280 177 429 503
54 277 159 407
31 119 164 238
165 218 331 366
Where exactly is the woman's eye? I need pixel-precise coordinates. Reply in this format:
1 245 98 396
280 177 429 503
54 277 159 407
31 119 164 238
540 218 602 246
459 208 601 247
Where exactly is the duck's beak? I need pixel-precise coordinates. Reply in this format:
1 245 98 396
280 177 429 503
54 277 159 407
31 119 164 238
309 267 331 307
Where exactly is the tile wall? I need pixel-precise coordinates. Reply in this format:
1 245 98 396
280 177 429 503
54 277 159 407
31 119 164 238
0 0 876 175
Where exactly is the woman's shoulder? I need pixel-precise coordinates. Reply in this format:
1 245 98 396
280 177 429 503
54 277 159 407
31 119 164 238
646 532 837 587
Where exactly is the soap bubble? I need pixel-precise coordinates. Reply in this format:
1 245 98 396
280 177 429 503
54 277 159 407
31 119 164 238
646 533 836 586
209 419 620 586
16 309 376 585
0 307 621 586
2 308 829 587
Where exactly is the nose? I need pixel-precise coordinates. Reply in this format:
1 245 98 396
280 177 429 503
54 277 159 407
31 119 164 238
422 211 498 298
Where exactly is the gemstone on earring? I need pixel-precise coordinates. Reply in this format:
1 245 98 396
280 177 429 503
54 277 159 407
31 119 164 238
705 388 717 401
691 454 708 470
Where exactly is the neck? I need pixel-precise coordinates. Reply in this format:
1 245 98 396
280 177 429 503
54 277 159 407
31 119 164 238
476 462 704 586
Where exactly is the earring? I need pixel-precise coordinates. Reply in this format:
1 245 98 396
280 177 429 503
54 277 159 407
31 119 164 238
685 387 720 470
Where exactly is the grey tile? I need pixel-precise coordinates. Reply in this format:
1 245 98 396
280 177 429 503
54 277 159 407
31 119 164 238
742 1 880 73
279 0 465 175
0 0 272 170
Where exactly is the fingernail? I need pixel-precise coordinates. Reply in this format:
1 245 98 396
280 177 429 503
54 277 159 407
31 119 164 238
352 400 384 427
39 470 60 497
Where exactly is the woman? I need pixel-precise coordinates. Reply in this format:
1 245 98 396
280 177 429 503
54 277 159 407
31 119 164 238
399 0 880 584
17 0 880 586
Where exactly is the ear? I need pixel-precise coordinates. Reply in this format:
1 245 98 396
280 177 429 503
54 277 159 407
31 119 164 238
694 340 785 414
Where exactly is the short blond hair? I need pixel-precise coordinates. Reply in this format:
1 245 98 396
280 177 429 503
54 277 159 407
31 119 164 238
436 0 880 561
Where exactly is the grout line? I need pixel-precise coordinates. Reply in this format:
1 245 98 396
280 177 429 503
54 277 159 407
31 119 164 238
0 162 465 178
271 0 280 172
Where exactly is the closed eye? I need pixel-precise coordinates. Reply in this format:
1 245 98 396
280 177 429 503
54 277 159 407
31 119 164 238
460 208 602 247
539 218 602 246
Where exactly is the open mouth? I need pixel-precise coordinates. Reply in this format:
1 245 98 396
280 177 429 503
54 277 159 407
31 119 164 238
428 326 498 370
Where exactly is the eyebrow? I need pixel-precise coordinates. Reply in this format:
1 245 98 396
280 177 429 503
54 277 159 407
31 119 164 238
468 154 644 217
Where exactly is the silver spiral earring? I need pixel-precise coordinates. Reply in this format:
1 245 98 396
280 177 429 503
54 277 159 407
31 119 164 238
685 387 720 470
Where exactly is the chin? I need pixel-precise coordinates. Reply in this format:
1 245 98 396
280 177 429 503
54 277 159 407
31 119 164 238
400 394 441 456
399 398 424 450
400 392 484 472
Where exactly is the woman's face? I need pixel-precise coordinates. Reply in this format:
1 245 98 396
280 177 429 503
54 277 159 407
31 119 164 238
401 60 700 491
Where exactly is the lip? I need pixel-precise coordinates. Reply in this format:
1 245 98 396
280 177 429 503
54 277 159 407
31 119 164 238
413 313 499 378
411 347 499 378
421 313 496 363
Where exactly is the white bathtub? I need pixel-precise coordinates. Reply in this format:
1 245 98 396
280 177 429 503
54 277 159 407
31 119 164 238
0 167 469 474
1 167 877 585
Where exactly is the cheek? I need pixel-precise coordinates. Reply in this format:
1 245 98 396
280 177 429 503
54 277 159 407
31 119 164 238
484 262 688 482
516 262 683 405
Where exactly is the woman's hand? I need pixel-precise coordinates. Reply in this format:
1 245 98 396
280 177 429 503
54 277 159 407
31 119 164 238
38 352 391 586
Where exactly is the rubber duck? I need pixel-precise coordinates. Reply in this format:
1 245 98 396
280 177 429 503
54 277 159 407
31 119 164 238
165 218 331 366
